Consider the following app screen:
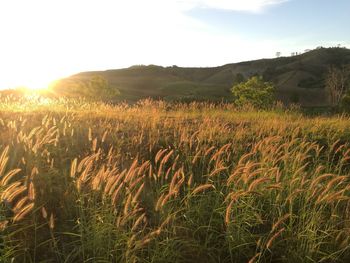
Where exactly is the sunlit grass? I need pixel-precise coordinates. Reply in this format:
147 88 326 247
1 96 350 262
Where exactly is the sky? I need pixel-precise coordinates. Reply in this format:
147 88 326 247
0 0 349 89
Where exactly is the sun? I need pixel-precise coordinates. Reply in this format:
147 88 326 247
20 79 53 91
0 70 59 92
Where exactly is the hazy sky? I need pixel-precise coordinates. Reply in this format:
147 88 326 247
0 0 349 89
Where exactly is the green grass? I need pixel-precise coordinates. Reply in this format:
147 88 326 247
1 96 350 262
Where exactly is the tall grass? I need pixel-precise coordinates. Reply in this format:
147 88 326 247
1 96 350 262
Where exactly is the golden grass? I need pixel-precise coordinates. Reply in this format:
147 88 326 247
1 96 350 262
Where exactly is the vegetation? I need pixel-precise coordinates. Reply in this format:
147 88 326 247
325 66 349 106
52 75 120 101
2 96 350 262
231 76 275 109
63 47 350 106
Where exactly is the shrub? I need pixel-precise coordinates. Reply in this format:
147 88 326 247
231 76 275 109
340 91 350 112
51 75 120 101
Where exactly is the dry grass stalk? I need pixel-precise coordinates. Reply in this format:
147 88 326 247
309 173 334 189
209 166 228 177
227 166 245 185
225 198 235 225
78 162 93 184
160 214 174 229
13 196 29 213
248 253 261 263
266 227 285 249
238 152 255 166
41 206 48 219
131 213 146 232
13 203 35 222
156 162 164 178
209 144 230 164
155 193 165 211
28 182 36 201
192 150 202 164
325 190 348 203
132 183 144 204
248 177 270 191
325 176 346 191
0 146 10 177
1 168 21 186
171 155 180 170
49 213 55 229
88 127 92 141
160 192 174 208
161 150 174 165
272 214 291 231
109 171 126 195
266 183 283 190
1 182 24 201
92 138 98 152
138 161 150 176
187 173 193 187
0 220 8 231
112 182 125 205
224 190 247 203
128 176 144 192
204 146 216 157
169 168 183 194
101 130 108 143
244 168 264 184
120 208 144 226
155 149 168 164
164 167 172 180
125 159 139 182
124 194 133 215
192 184 215 195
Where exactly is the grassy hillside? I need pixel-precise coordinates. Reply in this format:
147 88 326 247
63 47 350 106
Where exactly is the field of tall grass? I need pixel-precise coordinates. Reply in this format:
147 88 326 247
1 95 350 262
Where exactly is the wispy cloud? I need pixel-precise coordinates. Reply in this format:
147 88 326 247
177 0 289 12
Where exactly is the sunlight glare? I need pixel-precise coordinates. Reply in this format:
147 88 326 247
0 68 61 91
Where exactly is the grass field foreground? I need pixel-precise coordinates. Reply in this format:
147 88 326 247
1 96 350 262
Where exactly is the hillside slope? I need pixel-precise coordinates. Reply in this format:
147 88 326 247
67 47 350 106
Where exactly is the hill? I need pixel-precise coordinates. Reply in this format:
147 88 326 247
64 47 350 106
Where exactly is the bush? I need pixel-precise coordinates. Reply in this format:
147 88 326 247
340 91 350 112
52 75 120 101
231 76 275 109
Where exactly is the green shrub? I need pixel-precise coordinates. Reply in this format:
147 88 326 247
231 76 275 109
340 91 350 112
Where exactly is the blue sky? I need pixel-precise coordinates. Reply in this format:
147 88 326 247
187 0 350 50
0 0 349 89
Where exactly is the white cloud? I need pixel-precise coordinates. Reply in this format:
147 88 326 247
0 0 294 89
176 0 289 12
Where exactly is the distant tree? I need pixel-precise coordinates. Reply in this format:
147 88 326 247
231 76 275 109
325 66 349 106
276 52 281 58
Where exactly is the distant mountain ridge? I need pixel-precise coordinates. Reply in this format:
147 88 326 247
69 47 350 106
